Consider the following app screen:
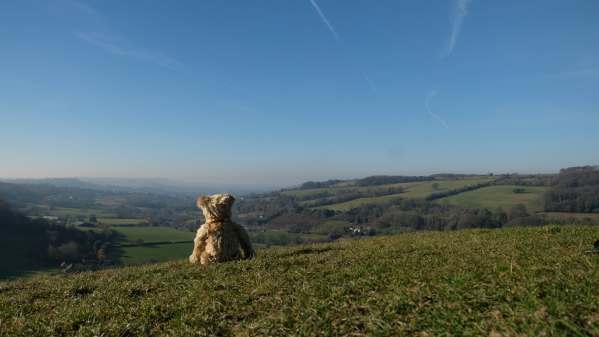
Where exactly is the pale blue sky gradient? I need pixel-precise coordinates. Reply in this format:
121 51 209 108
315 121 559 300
1 0 598 186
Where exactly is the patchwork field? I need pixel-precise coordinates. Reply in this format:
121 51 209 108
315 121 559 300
2 226 598 336
317 178 493 211
437 185 548 212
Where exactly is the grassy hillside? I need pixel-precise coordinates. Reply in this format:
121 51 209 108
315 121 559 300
437 185 548 212
2 226 598 336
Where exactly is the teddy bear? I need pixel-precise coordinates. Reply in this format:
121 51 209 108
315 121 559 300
189 193 255 265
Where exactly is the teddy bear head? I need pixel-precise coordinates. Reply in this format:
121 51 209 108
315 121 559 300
196 193 235 223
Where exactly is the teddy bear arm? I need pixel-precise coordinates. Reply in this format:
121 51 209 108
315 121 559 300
189 226 209 264
233 223 255 259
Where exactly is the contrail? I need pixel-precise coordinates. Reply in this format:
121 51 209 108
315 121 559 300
307 1 376 94
76 32 183 71
309 0 340 41
425 90 449 129
444 0 472 57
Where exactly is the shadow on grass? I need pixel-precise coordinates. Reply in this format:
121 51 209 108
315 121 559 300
277 246 338 258
0 261 59 280
120 240 193 248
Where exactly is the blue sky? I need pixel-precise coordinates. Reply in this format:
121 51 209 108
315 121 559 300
1 0 598 186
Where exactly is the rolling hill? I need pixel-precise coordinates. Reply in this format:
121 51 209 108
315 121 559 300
1 226 598 336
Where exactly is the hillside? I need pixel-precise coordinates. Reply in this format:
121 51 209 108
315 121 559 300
3 169 598 277
2 226 599 336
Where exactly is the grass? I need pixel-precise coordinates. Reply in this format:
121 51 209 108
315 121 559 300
249 229 329 247
438 185 549 212
2 226 598 336
318 178 493 211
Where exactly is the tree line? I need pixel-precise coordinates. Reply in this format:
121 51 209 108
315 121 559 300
544 166 599 213
0 199 116 277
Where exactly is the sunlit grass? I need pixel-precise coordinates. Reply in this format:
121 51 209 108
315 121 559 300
2 226 598 336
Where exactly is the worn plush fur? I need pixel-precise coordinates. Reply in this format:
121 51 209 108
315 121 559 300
189 193 255 265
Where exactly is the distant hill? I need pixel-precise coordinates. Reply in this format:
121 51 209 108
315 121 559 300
0 177 273 196
0 178 105 190
1 226 598 335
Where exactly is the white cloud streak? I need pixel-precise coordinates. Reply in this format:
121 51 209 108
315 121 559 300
75 32 183 71
425 90 449 129
444 0 472 57
309 0 340 41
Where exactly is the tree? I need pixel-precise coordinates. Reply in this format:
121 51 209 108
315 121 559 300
89 214 97 223
493 207 508 226
48 242 81 262
509 204 529 220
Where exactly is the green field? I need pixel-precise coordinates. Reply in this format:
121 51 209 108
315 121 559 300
438 185 548 212
120 242 193 265
318 178 493 211
2 226 598 336
108 226 196 265
113 226 195 244
98 218 148 225
46 207 116 218
317 192 407 211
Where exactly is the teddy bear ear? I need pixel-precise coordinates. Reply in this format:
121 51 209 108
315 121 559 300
222 193 235 204
197 196 210 209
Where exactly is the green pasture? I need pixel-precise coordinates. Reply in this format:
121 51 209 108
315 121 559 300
437 185 548 212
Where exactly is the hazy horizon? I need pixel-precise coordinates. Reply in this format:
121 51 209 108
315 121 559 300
2 0 598 185
0 165 577 190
